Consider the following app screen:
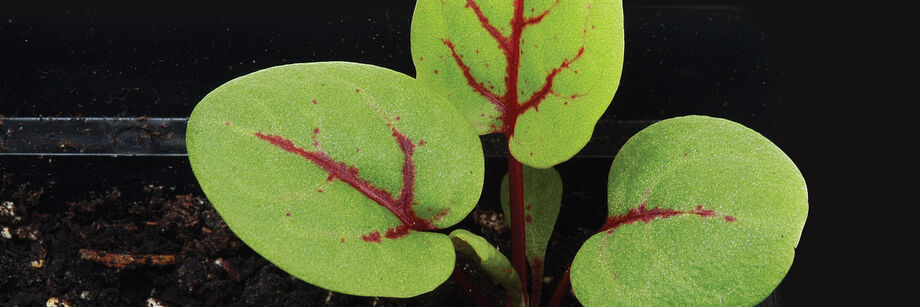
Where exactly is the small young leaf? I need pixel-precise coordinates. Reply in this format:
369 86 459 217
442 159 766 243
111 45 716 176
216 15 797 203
450 229 523 305
499 166 563 302
570 116 807 306
411 0 624 167
187 62 485 298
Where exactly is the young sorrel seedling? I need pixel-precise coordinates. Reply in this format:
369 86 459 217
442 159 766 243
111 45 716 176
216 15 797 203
186 0 807 306
411 1 623 302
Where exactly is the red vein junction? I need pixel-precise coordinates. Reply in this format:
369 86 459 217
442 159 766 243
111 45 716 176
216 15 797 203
253 126 436 243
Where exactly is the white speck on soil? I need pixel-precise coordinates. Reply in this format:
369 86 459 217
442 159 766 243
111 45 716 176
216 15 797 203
146 297 167 307
1 227 11 239
30 259 45 268
46 297 72 307
1 201 14 217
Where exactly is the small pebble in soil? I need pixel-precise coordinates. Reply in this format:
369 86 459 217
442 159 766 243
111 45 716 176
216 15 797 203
1 200 14 215
1 200 19 222
146 297 167 307
30 259 45 268
1 226 11 239
15 225 39 240
45 297 72 307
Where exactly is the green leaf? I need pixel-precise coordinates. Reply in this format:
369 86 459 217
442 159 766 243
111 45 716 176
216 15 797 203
499 166 563 292
411 0 624 167
450 229 523 305
570 116 808 306
186 62 485 298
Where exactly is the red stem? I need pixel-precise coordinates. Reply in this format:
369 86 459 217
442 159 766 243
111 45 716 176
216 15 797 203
507 153 528 306
530 262 543 307
452 265 492 307
547 266 571 307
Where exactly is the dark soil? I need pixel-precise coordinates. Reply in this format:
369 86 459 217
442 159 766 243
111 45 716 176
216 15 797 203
0 155 784 306
1 156 613 306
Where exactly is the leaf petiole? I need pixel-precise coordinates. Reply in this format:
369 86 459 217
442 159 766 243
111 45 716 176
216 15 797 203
507 153 528 306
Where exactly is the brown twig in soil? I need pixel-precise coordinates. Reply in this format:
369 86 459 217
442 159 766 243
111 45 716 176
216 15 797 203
78 249 180 269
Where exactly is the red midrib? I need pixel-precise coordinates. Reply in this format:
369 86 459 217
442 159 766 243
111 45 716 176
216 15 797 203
600 204 736 233
501 0 526 135
253 126 436 239
447 0 575 137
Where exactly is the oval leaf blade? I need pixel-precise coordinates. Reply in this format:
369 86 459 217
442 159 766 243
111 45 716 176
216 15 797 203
570 116 808 306
411 0 625 167
187 62 485 298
